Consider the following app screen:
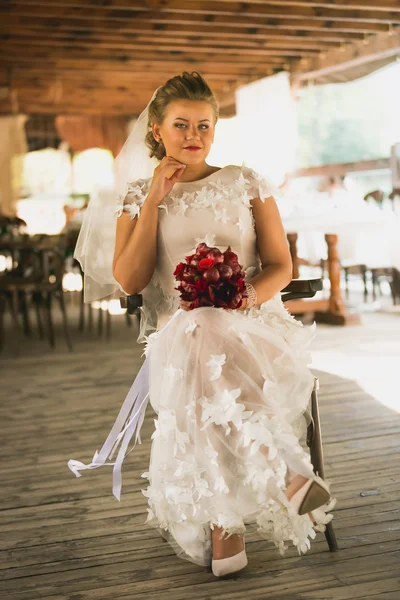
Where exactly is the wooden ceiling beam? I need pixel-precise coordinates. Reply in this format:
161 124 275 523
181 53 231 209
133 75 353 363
5 83 237 101
5 70 243 88
0 7 392 34
0 20 366 44
7 0 400 12
0 94 238 117
291 22 400 81
5 76 248 95
216 1 400 12
0 56 280 78
6 0 400 23
2 66 251 83
0 48 286 67
0 30 344 52
0 40 319 58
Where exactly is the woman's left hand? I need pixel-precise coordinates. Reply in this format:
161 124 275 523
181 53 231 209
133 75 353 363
179 300 191 311
237 297 248 310
179 297 248 312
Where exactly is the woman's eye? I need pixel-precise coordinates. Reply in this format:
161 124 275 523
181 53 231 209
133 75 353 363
174 124 209 130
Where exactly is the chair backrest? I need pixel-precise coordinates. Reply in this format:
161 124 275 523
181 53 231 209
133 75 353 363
120 279 323 315
37 234 67 289
363 189 384 208
3 234 67 287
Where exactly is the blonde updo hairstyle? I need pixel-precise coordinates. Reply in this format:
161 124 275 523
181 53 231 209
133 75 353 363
145 71 219 161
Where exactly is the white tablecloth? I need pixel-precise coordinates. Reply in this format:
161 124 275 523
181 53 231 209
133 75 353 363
277 191 400 270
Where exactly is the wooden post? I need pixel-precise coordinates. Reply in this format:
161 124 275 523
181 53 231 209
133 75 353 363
315 234 360 325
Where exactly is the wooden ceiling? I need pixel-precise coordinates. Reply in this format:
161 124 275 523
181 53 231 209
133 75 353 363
0 0 400 118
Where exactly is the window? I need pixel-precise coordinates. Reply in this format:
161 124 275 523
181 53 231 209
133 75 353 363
296 62 400 168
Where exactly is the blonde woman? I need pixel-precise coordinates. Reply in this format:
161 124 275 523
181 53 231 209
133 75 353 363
70 72 335 577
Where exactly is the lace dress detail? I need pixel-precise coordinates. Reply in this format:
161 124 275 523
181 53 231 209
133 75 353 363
71 163 335 567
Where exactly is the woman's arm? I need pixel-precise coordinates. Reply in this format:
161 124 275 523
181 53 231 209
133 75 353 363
112 200 159 295
244 195 293 306
113 157 187 295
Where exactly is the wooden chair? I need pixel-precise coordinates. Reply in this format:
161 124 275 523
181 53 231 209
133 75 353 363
342 263 368 302
389 268 400 305
0 234 72 354
73 259 133 340
388 188 400 215
120 278 339 553
363 189 385 209
369 267 396 303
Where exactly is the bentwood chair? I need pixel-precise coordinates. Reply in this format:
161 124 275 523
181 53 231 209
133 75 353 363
120 278 339 552
0 234 73 354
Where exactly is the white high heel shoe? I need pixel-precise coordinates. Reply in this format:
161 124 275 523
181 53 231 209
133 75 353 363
286 475 331 517
211 538 248 577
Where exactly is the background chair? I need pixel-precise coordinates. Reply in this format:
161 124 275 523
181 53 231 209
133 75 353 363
0 234 72 354
120 278 339 553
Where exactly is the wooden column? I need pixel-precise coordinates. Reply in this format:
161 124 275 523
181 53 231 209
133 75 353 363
314 234 361 326
284 231 361 326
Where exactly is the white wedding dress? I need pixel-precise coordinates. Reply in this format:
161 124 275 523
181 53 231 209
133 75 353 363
69 163 335 567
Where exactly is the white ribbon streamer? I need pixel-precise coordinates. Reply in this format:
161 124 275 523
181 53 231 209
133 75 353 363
68 308 184 500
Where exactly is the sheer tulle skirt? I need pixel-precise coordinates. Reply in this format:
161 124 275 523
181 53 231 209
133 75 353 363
140 296 335 566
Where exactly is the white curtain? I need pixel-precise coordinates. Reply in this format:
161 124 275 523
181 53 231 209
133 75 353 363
0 115 28 217
235 72 298 187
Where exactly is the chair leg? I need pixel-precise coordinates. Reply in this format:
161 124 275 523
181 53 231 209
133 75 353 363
0 293 6 352
21 291 32 337
33 292 44 339
98 305 103 336
106 305 111 340
362 268 368 302
125 311 132 328
344 268 349 298
9 289 22 356
79 285 85 331
372 273 377 302
45 292 55 348
309 378 339 553
57 288 73 352
88 303 93 332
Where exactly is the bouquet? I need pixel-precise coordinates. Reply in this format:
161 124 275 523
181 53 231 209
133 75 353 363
173 243 248 310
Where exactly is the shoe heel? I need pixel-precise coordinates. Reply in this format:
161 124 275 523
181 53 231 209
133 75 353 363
289 477 331 516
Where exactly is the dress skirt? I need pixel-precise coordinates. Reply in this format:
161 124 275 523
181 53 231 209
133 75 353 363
68 294 335 567
140 296 335 566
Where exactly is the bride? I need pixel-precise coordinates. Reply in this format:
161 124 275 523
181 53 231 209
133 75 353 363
69 71 335 577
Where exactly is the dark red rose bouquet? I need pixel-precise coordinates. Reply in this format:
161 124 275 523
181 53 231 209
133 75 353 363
173 243 248 310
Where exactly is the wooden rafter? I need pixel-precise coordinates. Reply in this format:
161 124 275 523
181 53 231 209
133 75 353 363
0 0 399 116
291 25 400 83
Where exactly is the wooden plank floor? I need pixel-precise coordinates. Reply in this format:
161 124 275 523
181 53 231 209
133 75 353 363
1 300 400 599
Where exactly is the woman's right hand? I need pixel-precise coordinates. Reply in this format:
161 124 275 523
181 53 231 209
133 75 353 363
147 156 186 207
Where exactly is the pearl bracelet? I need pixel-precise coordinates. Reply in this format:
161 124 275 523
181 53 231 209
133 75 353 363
245 282 257 308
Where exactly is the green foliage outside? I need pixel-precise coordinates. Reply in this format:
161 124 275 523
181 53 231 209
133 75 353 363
296 63 400 169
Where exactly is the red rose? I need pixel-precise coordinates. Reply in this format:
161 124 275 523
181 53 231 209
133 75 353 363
173 262 185 278
196 243 211 257
182 267 197 283
185 253 195 265
195 278 208 293
237 277 245 291
198 257 215 270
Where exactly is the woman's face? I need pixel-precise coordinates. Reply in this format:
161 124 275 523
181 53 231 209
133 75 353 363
152 99 215 164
